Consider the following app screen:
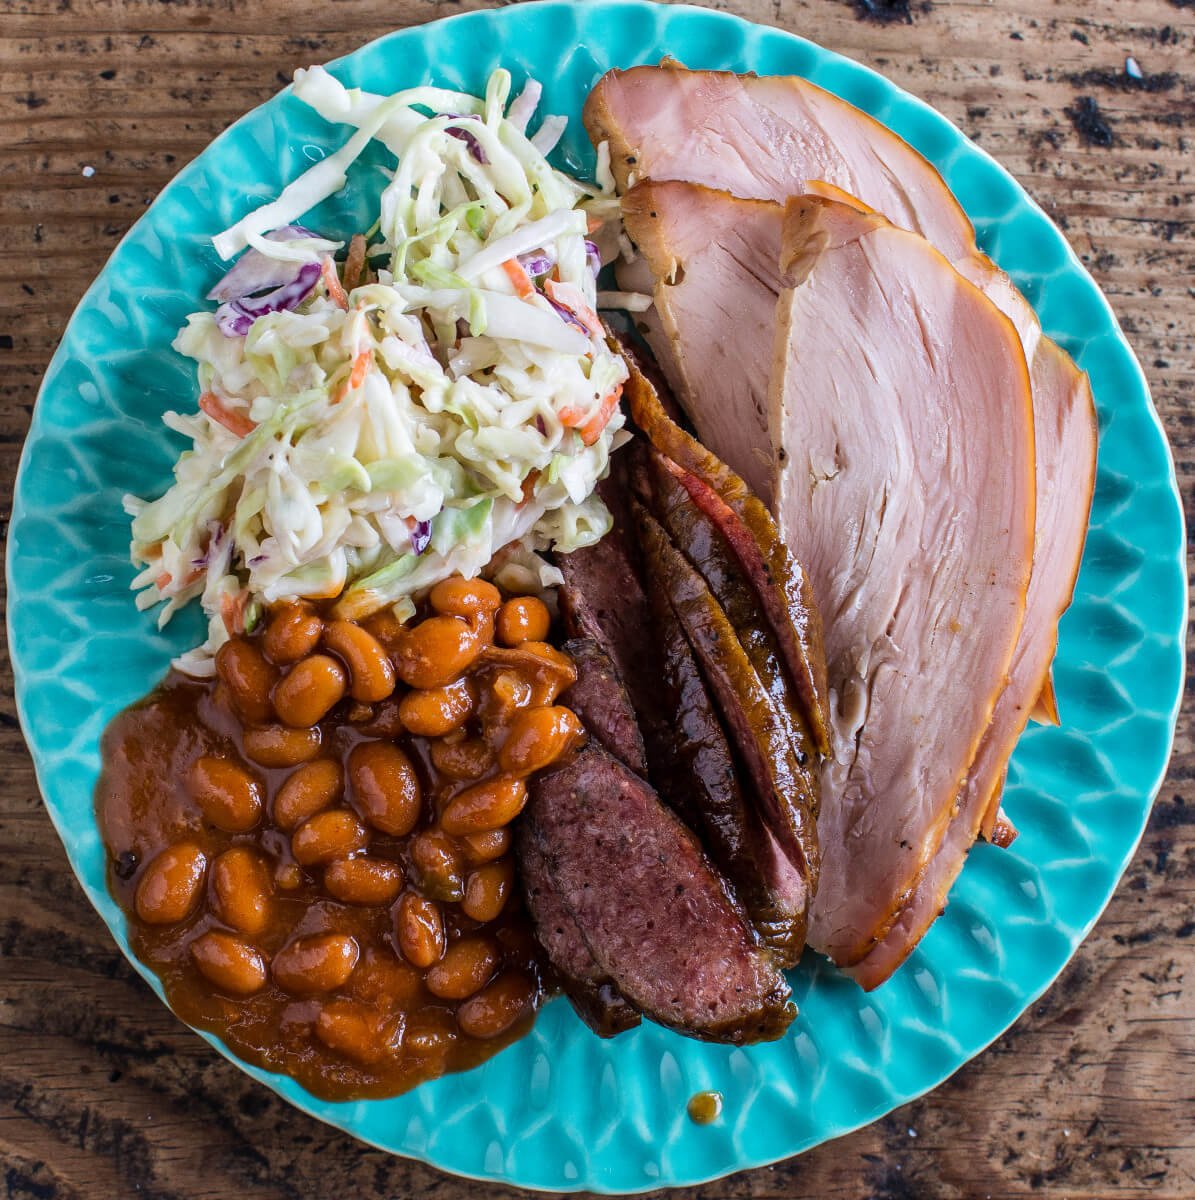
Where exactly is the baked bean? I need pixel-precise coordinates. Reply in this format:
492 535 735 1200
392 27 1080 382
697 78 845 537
322 620 396 703
104 585 568 1096
216 638 278 724
440 776 527 836
403 1014 459 1064
395 892 445 968
273 654 347 727
349 951 423 1009
426 937 500 1001
324 857 404 905
495 596 551 646
189 930 268 995
353 697 405 738
459 827 512 867
275 759 343 830
263 603 323 665
457 971 535 1039
482 642 577 705
349 742 421 836
428 577 502 619
210 846 272 935
316 999 391 1064
486 670 535 716
292 809 368 866
243 724 322 768
393 615 489 689
462 858 515 922
409 830 464 902
362 607 406 652
398 678 475 737
498 706 585 776
430 737 496 781
275 862 303 890
188 754 262 832
134 843 207 925
273 932 360 994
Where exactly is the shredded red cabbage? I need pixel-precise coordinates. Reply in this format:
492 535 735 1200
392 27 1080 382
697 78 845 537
215 261 322 337
207 225 323 302
190 520 225 569
546 295 589 335
444 116 489 164
518 249 555 278
411 520 433 555
584 240 602 276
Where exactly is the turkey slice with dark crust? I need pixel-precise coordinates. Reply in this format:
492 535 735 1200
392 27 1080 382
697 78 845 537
638 517 808 966
558 458 806 960
620 346 830 756
633 500 819 897
529 741 794 1043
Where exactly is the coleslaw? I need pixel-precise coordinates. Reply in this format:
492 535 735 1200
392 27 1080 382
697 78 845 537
126 67 640 674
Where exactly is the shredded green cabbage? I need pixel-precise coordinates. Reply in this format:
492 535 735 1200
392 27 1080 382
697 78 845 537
127 66 632 675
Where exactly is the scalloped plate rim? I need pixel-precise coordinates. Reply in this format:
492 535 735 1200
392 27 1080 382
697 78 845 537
7 1 1187 1192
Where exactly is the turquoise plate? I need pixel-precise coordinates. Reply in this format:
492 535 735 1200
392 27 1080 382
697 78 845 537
8 1 1186 1191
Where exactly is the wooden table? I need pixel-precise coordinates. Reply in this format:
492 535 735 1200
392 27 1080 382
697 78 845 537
2 1 1191 1195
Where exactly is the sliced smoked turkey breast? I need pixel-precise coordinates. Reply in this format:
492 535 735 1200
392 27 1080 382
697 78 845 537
621 180 1037 966
587 61 1096 746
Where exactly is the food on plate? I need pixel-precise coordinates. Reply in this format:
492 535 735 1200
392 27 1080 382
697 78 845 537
585 60 977 260
849 338 1097 987
96 43 1098 1103
590 60 1098 927
524 741 794 1043
549 446 816 978
98 584 575 1098
634 501 818 926
624 176 1036 965
126 67 628 676
554 636 648 775
596 60 1095 983
620 336 831 756
771 193 1035 963
519 825 641 1036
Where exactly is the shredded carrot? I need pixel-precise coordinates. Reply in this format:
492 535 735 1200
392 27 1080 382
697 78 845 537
559 383 623 447
333 350 373 404
578 384 623 446
520 468 540 504
157 565 204 591
586 215 604 234
199 391 256 438
342 234 367 292
322 257 349 310
501 257 535 299
544 279 603 339
221 590 249 636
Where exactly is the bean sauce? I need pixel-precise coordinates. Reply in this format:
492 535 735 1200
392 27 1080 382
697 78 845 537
96 585 582 1100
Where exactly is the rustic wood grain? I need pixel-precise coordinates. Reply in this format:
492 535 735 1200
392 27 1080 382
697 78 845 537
1 0 1192 1196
